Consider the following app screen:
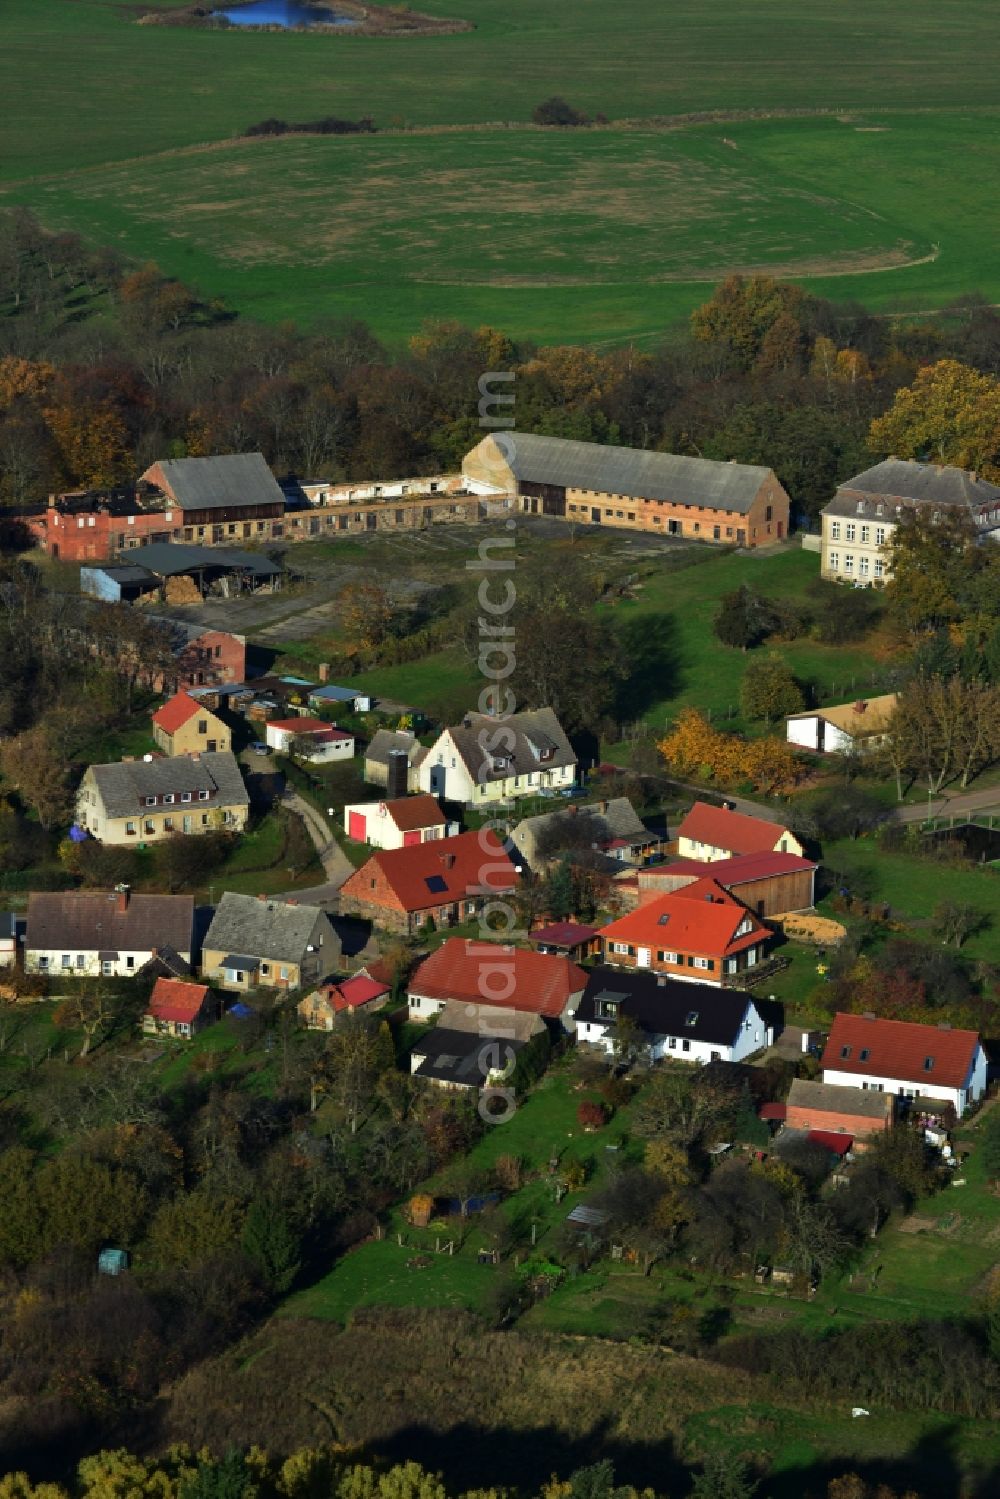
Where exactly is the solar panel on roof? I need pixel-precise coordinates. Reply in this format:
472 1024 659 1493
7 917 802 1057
424 874 448 894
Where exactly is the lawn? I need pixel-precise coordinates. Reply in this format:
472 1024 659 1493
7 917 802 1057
4 0 1000 340
286 1060 636 1321
820 835 1000 964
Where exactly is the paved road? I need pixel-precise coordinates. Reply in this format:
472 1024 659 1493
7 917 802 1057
280 790 355 890
893 786 1000 824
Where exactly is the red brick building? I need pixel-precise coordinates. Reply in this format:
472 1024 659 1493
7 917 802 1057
172 628 246 689
783 1077 893 1147
339 829 518 935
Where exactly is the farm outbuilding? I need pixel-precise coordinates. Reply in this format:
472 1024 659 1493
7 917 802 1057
81 544 280 605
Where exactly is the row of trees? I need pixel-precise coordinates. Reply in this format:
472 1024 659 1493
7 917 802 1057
8 201 1000 517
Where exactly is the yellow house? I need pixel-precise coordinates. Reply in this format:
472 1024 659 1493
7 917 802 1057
152 691 231 757
75 751 249 845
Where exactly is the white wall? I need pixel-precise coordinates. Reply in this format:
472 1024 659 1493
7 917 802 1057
343 800 454 850
578 999 770 1064
823 1050 987 1118
418 729 576 806
26 947 161 978
266 724 354 761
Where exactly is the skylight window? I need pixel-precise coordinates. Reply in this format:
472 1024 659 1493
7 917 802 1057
657 913 671 926
685 1011 699 1027
859 1048 870 1062
840 1045 852 1059
424 874 448 894
923 1056 935 1071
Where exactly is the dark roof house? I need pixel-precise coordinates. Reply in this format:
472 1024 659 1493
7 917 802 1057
25 889 194 963
141 453 286 513
825 459 1000 523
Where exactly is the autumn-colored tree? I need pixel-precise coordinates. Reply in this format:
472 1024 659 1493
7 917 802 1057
691 273 806 369
657 709 799 793
339 581 394 650
868 358 1000 478
0 725 74 830
43 394 131 489
0 355 54 409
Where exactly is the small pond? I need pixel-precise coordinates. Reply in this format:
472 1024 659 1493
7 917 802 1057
212 0 358 27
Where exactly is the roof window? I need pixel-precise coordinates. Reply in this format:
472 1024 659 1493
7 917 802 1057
840 1045 852 1059
859 1047 870 1061
685 1011 699 1027
923 1056 935 1071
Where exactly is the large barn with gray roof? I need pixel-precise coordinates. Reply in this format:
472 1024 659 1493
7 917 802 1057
462 433 790 547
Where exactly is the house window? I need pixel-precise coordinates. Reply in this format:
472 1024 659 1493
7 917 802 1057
860 525 870 544
874 559 884 579
38 956 48 970
765 505 773 522
858 556 869 577
845 523 856 542
126 821 136 836
198 790 210 801
668 1037 677 1050
828 551 839 571
181 792 192 803
830 522 841 541
164 817 174 831
261 963 270 976
843 554 855 572
840 1045 852 1059
126 956 135 970
76 955 85 969
693 957 710 970
198 720 207 734
145 796 157 807
713 525 721 540
144 819 155 834
923 1056 935 1071
875 527 886 545
682 1039 691 1053
61 954 71 969
164 793 175 805
279 967 289 981
860 1048 870 1061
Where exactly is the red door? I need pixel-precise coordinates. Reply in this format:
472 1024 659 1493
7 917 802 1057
348 811 366 841
403 829 422 847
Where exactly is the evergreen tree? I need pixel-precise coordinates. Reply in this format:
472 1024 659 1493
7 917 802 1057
543 856 575 921
241 1194 301 1294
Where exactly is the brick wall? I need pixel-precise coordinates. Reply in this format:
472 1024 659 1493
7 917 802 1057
785 1103 889 1142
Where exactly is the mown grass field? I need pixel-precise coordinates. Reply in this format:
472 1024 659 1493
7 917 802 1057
4 0 1000 340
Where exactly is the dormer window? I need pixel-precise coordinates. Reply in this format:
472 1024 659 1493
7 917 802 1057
198 790 210 801
182 792 192 803
164 793 175 805
145 796 157 807
492 755 509 771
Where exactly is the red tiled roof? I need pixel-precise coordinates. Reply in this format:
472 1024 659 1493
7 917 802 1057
147 976 209 1025
342 829 517 914
385 794 448 832
322 974 391 1012
152 690 201 735
808 1130 853 1156
677 800 794 857
759 1102 787 1121
268 717 351 739
600 880 767 958
529 921 599 948
409 937 586 1018
821 1013 980 1090
657 850 817 883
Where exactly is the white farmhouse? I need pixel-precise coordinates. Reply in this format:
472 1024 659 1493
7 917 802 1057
786 694 897 755
821 1013 987 1119
416 707 575 806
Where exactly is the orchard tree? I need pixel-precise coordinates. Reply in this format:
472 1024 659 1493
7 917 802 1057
714 584 778 651
739 654 804 722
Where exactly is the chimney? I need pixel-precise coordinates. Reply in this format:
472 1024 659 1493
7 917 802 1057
599 800 609 814
115 884 130 914
853 700 867 715
443 852 456 870
318 662 330 683
463 713 473 728
257 893 267 901
122 755 135 763
862 1010 877 1021
937 1021 952 1030
287 898 298 906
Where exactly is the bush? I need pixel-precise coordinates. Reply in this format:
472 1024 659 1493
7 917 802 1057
532 96 590 127
577 1100 608 1129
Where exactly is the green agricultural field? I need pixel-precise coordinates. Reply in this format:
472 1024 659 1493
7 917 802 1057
4 0 1000 340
